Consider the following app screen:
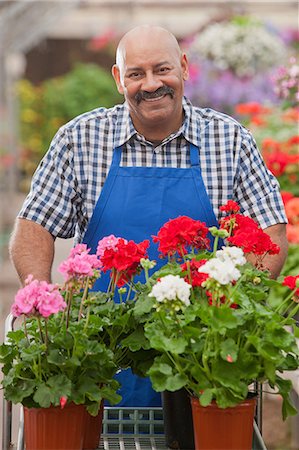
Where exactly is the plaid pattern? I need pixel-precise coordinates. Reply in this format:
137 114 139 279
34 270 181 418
19 97 287 243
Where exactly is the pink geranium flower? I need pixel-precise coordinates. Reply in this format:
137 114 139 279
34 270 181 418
36 282 67 317
11 276 66 318
96 235 125 259
59 244 101 281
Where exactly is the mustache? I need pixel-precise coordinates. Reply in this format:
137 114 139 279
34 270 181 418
135 86 174 104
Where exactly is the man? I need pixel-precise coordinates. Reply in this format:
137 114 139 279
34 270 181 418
10 25 288 406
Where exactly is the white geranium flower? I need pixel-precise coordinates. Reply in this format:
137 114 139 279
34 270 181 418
216 246 246 266
198 259 241 285
149 275 191 306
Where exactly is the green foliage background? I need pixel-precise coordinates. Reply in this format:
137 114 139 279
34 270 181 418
18 63 123 186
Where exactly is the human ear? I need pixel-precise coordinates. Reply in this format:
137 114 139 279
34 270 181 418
181 53 189 81
111 65 124 95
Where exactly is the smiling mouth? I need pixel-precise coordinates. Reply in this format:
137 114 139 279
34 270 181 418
142 95 167 102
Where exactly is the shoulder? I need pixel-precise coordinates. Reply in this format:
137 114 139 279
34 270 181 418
185 97 250 138
59 103 126 135
193 105 249 134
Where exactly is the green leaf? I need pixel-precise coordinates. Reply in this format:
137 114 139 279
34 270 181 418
21 344 46 362
33 384 53 408
199 389 214 406
164 373 188 392
99 386 121 405
121 328 150 351
7 329 26 343
220 339 238 363
4 379 36 404
47 349 67 366
47 375 72 403
281 395 297 420
133 294 155 317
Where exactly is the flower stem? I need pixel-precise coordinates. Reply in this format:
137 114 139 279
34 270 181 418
23 316 29 343
37 317 44 343
78 277 90 321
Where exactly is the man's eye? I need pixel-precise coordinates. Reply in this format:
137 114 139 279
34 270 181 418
129 73 141 78
159 67 170 73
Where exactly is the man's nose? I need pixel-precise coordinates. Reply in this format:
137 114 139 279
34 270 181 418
141 72 163 92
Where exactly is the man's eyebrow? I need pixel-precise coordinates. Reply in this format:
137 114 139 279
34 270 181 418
126 61 172 72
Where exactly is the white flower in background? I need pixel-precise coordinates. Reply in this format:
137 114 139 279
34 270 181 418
198 259 241 285
190 20 285 77
149 275 191 306
216 246 246 266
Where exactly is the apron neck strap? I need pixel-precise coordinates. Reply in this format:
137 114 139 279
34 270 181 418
190 143 200 167
112 146 122 167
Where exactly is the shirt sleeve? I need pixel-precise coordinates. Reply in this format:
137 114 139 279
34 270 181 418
18 127 84 239
234 127 287 229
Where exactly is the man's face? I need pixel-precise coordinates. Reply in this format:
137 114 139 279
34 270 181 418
112 32 189 135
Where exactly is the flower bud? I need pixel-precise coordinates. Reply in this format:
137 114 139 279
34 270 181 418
60 396 67 409
140 258 156 269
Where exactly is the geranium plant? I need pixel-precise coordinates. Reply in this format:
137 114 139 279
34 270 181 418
125 202 299 419
0 237 148 415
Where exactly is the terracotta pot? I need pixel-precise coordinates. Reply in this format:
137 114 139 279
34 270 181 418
82 401 104 450
191 395 257 450
24 402 86 450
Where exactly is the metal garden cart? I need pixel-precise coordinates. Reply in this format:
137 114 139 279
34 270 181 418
2 314 267 450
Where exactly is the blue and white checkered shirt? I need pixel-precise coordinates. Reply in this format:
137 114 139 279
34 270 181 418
19 97 287 243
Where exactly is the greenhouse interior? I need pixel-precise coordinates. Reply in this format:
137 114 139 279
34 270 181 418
0 1 298 449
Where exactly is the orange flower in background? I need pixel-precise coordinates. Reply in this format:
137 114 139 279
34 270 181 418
261 138 282 154
285 197 299 225
286 224 299 244
282 108 299 123
281 191 295 206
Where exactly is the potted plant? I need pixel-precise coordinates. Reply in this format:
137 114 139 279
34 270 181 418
125 201 299 450
0 237 148 450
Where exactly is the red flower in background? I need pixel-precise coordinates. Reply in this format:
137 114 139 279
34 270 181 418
100 239 149 286
286 135 299 147
287 224 299 244
181 259 209 287
281 191 295 206
153 216 210 257
264 151 292 176
235 102 270 116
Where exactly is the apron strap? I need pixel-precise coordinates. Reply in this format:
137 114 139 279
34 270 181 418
190 142 200 167
111 146 122 167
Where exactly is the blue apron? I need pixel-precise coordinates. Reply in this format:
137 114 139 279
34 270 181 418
82 142 220 406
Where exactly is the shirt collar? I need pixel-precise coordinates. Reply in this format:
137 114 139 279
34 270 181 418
114 97 201 148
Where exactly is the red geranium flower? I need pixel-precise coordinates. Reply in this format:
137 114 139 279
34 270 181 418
227 227 280 256
181 259 208 287
153 216 210 257
219 200 240 214
220 213 259 235
282 275 299 298
100 238 149 286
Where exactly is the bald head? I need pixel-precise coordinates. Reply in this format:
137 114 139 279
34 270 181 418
116 25 182 71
